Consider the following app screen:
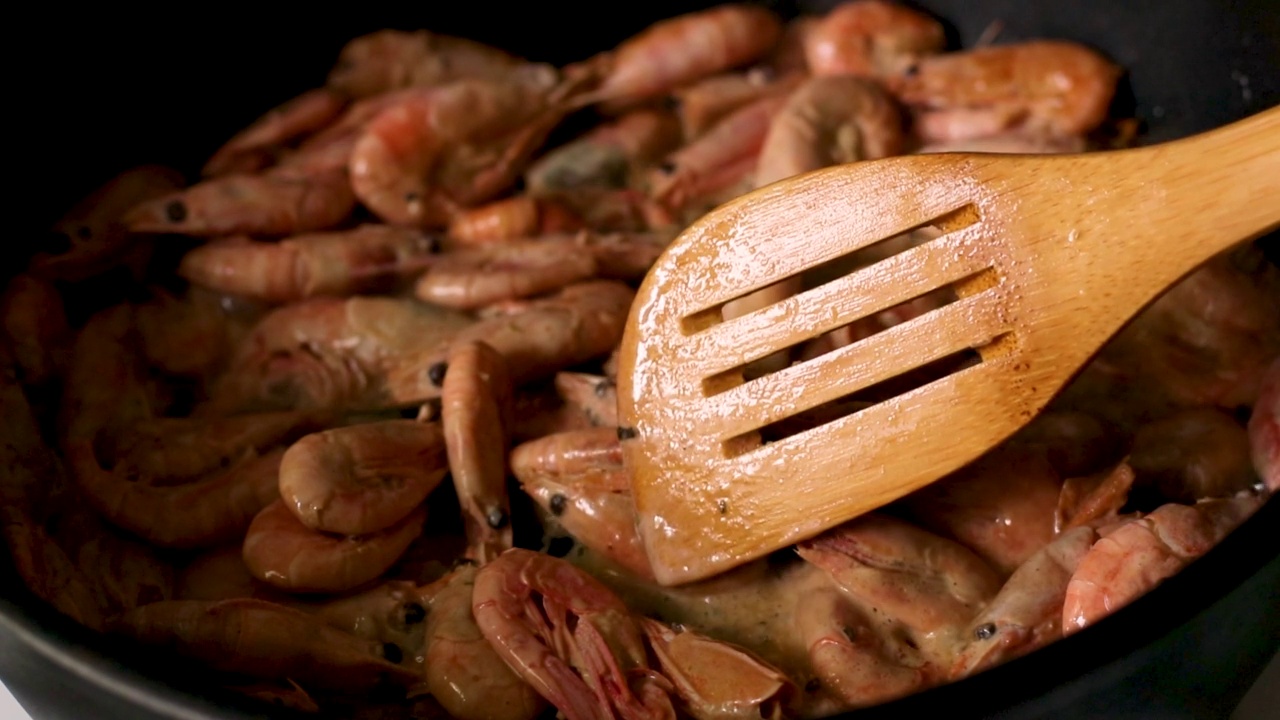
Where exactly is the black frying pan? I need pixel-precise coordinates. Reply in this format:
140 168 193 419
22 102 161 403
4 2 1279 718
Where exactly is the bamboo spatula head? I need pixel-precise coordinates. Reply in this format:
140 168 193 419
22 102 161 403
617 107 1280 586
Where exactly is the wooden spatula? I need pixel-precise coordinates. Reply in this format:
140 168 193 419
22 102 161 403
617 105 1280 586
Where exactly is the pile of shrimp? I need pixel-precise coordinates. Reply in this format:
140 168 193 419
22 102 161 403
3 3 1277 718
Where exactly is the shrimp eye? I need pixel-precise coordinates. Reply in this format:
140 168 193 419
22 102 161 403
616 426 638 441
904 63 920 77
804 679 822 693
76 225 93 240
486 507 509 529
399 601 427 626
974 622 998 640
165 200 188 223
661 95 681 112
594 378 615 397
380 642 404 664
658 161 678 175
549 493 567 516
427 362 448 387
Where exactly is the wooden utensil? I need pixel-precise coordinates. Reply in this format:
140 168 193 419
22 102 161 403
617 105 1280 586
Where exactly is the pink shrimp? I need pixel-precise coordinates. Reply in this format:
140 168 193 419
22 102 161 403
348 67 587 227
278 420 449 536
670 69 782 141
327 29 525 98
30 165 184 283
951 526 1097 677
445 196 585 247
554 373 619 428
178 224 439 304
202 88 349 177
123 165 356 238
1062 492 1267 635
889 40 1122 141
421 565 546 720
471 549 676 720
803 0 946 78
1250 357 1280 490
582 4 784 113
241 499 427 594
525 108 684 196
440 341 515 563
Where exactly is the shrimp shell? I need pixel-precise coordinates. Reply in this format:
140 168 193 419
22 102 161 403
327 29 524 98
202 88 348 178
803 0 945 78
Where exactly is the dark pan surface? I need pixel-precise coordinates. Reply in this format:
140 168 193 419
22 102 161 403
6 2 1280 718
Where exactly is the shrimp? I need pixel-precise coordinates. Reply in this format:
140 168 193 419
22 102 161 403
471 548 676 720
58 304 162 447
1062 492 1267 635
555 373 619 428
1009 410 1125 479
445 196 584 248
30 165 184 283
177 545 280 602
525 108 684 196
327 29 524 99
109 598 419 692
206 295 474 414
386 280 635 401
348 67 587 227
1128 408 1257 503
133 285 268 382
1 274 71 387
647 91 791 215
638 617 793 720
242 499 427 594
950 526 1097 678
178 225 439 304
726 76 905 351
796 514 1002 649
441 342 515 563
1250 357 1280 490
889 40 1122 141
902 446 1063 575
794 586 927 711
803 0 945 78
421 565 546 720
301 580 432 662
1055 461 1136 533
670 69 788 141
202 88 349 177
550 188 678 233
767 17 818 75
582 4 784 113
279 420 449 536
123 165 356 238
65 440 285 549
414 231 667 310
512 428 653 580
106 410 323 486
46 503 176 616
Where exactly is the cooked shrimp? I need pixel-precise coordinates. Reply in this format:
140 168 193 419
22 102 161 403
206 295 474 414
386 280 634 400
889 40 1122 141
301 579 432 661
525 108 684 196
279 420 448 536
1 274 71 387
177 545 278 602
66 441 285 549
57 304 161 446
30 165 184 283
133 285 268 382
47 503 176 616
348 68 586 227
767 17 818 75
110 598 419 692
903 446 1063 575
242 499 426 594
647 91 791 214
445 196 584 247
1250 357 1280 490
639 617 793 720
327 29 524 98
803 0 945 78
123 166 356 238
554 373 619 428
582 4 784 113
1062 492 1266 635
441 342 515 563
1055 461 1136 533
794 586 927 711
951 526 1097 677
202 88 349 177
422 565 546 720
671 69 793 140
512 428 652 580
1128 408 1257 503
550 188 678 233
178 225 439 304
796 514 1002 646
471 548 676 720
